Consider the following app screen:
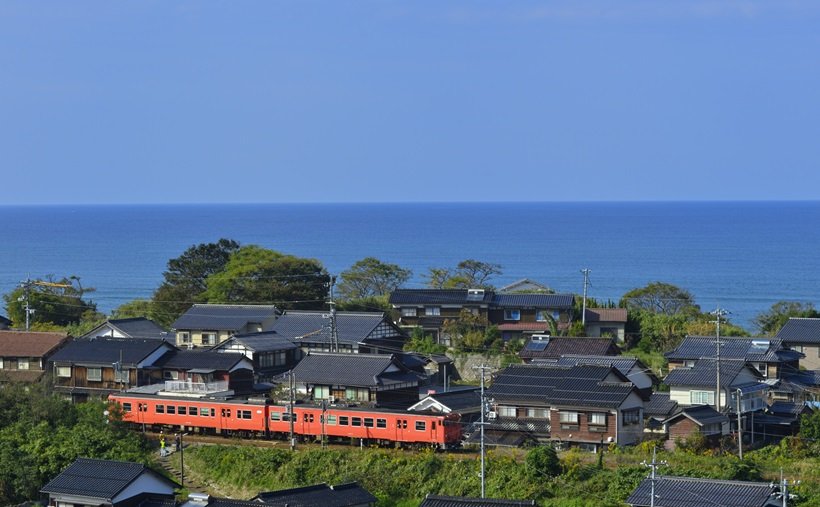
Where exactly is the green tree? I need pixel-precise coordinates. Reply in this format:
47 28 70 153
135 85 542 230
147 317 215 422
337 257 411 300
111 299 155 319
404 327 448 354
426 259 502 289
3 276 98 329
203 245 328 309
526 445 561 479
754 301 820 335
152 239 241 326
620 282 700 316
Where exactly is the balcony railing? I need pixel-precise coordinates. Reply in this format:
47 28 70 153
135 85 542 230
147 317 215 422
164 380 229 393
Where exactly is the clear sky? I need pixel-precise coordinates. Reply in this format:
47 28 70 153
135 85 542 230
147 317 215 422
2 1 819 204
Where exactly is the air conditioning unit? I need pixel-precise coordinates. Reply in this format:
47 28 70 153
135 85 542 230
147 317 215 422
488 411 497 420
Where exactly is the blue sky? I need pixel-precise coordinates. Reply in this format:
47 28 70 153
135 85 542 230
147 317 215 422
2 1 819 204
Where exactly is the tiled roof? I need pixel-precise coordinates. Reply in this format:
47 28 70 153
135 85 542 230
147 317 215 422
550 355 641 377
777 317 820 344
644 392 679 418
488 364 635 408
769 401 809 416
390 289 494 305
0 330 69 357
491 294 574 309
290 353 419 388
49 337 171 366
519 337 619 360
663 359 757 388
626 475 775 507
782 369 820 387
421 496 535 507
221 331 298 352
584 308 627 323
270 311 403 346
172 304 279 331
82 318 169 341
40 458 174 501
664 405 728 427
155 349 249 370
254 482 377 507
665 336 801 362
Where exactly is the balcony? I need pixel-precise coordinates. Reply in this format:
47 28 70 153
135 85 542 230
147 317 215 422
164 379 229 394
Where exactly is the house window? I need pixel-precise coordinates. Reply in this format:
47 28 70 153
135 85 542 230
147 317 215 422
504 309 521 321
415 421 426 431
314 386 330 399
57 366 71 378
559 411 579 424
498 406 516 417
17 358 29 370
752 362 768 377
201 332 217 346
535 310 548 322
527 408 547 419
87 367 102 382
425 307 441 316
114 368 129 383
0 358 3 369
623 409 641 426
164 370 179 380
401 307 417 317
690 391 715 405
346 387 369 401
588 412 607 426
179 332 191 344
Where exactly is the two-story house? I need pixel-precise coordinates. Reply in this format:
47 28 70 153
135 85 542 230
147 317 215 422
171 304 280 348
269 310 408 354
777 317 820 370
485 364 644 451
288 353 422 409
0 330 70 383
489 293 575 341
49 337 175 401
150 348 256 394
537 354 657 398
519 336 620 363
665 336 802 381
212 331 301 381
583 308 628 343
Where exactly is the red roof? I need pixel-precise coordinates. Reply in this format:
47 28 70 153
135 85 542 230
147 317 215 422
0 330 70 357
584 308 627 323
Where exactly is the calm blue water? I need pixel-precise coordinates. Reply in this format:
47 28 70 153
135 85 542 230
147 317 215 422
1 202 819 331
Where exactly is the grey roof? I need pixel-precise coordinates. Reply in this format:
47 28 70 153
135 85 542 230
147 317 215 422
155 349 249 370
777 317 820 344
664 405 728 426
290 353 419 388
172 304 279 331
644 392 679 418
40 458 175 501
420 496 535 507
269 311 403 346
93 318 169 340
49 337 171 366
769 401 809 416
488 364 636 409
663 359 758 388
782 369 820 387
390 289 494 305
548 355 645 379
519 337 619 360
627 475 775 507
254 482 377 507
491 293 574 309
221 331 298 352
665 336 802 363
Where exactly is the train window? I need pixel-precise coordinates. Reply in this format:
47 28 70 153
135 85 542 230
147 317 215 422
326 415 336 425
167 406 176 415
402 420 407 429
309 414 314 422
221 409 231 418
121 402 132 412
211 408 216 417
190 406 198 416
303 413 314 423
238 410 252 419
415 421 426 431
156 405 165 414
271 412 281 421
178 406 187 415
139 403 147 412
364 418 374 427
200 407 210 417
376 418 386 428
432 422 436 430
338 416 349 426
352 417 362 427
282 413 292 422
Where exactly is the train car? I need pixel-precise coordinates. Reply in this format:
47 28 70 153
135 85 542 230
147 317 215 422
109 392 270 437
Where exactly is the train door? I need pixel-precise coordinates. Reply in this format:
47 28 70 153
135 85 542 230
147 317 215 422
395 417 408 443
430 418 439 444
219 406 232 435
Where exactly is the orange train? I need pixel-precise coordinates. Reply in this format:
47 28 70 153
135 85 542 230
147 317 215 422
108 392 463 449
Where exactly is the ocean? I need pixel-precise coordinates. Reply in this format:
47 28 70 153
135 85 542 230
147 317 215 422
1 201 819 332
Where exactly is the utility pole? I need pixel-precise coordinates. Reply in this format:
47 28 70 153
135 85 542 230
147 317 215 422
580 269 591 327
711 307 729 412
775 470 798 507
735 387 743 459
321 399 327 448
473 364 492 499
641 446 667 507
289 371 296 451
327 276 339 353
19 278 33 331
